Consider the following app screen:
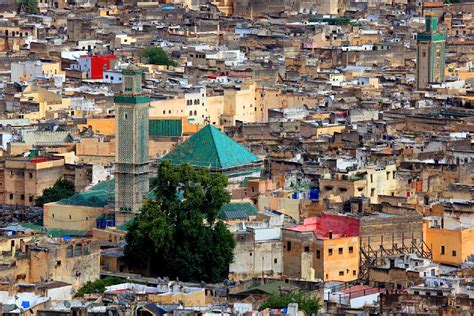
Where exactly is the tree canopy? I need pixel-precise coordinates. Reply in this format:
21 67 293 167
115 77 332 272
124 161 235 283
20 0 39 14
76 277 125 297
140 47 177 66
35 178 75 207
260 292 321 315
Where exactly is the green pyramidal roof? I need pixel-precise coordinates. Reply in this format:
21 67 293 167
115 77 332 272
163 125 260 169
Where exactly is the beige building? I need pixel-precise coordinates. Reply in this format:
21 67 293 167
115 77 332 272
229 227 283 281
11 60 63 83
4 157 65 206
320 164 399 204
150 82 318 126
0 233 100 290
44 203 108 232
29 238 100 288
76 137 116 164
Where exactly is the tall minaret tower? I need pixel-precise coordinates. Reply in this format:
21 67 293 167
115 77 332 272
114 65 149 223
416 15 446 90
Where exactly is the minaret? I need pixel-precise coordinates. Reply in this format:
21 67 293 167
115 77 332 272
416 15 446 90
114 65 149 223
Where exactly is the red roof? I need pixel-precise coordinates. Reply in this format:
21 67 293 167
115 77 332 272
79 54 117 59
337 285 383 299
423 2 443 8
287 213 359 239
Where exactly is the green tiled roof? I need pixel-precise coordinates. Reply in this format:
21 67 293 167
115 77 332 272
218 202 258 220
149 119 182 137
163 125 260 169
57 180 115 207
21 222 90 237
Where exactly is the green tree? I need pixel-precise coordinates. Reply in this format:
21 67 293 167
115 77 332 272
35 178 75 207
260 292 321 315
140 47 177 66
76 277 125 297
124 161 235 283
19 0 39 14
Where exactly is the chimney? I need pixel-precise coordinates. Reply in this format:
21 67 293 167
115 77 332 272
329 231 333 239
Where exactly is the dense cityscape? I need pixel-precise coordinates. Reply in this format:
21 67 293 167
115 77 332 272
0 0 473 314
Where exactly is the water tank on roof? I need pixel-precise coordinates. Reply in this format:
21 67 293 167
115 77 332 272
309 189 320 201
292 192 300 199
21 301 30 309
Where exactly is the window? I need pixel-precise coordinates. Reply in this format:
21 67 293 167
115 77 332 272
304 246 310 252
124 113 128 120
274 258 277 264
353 270 356 276
56 260 61 266
66 246 73 258
287 241 292 251
441 245 445 255
20 194 24 200
249 252 252 256
452 250 457 257
316 250 321 259
339 271 344 276
349 246 354 253
370 174 373 182
29 196 33 203
422 52 426 57
338 247 343 255
29 172 33 179
328 248 333 256
9 194 13 200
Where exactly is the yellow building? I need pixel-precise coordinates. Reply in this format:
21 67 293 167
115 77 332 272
148 287 206 307
364 164 398 204
17 85 68 120
77 118 116 136
315 236 360 282
424 219 474 266
283 214 360 282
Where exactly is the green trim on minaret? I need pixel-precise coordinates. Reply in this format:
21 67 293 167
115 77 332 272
114 95 150 104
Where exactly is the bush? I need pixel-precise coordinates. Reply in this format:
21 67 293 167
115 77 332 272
260 292 321 315
76 277 125 297
140 47 177 66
